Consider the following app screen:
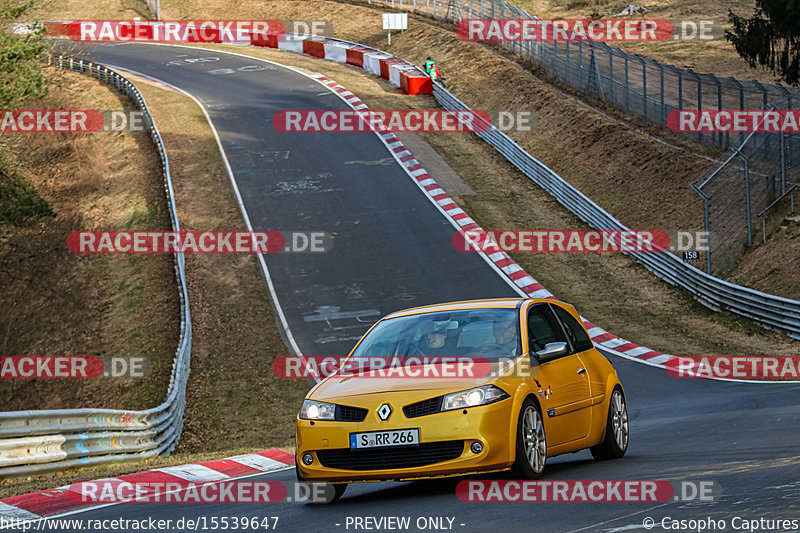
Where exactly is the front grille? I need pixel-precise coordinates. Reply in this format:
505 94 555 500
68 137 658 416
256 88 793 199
335 405 368 422
317 440 464 471
403 396 442 418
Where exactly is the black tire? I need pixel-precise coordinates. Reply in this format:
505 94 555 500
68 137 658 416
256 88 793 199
295 463 348 503
510 398 547 479
590 387 629 460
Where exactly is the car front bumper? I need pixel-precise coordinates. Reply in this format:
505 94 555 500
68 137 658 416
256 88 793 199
295 398 514 482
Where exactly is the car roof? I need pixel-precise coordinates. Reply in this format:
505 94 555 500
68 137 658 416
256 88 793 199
383 298 554 320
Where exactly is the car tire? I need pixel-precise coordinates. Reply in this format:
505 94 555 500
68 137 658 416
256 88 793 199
590 387 629 460
295 463 348 503
510 398 547 479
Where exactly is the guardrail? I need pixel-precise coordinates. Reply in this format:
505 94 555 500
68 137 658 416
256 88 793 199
431 84 800 340
0 56 191 478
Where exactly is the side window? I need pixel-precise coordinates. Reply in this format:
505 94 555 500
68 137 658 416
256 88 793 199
552 305 594 352
527 305 568 354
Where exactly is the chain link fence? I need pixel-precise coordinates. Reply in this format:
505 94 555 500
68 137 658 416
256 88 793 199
692 110 800 276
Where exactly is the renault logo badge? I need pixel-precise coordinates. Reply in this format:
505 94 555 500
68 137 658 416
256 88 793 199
377 404 392 421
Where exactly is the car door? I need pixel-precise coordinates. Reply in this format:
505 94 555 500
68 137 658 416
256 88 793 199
527 303 591 445
550 304 605 405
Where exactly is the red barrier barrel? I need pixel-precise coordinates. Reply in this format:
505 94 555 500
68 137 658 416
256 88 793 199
303 38 326 58
400 72 433 95
379 57 404 79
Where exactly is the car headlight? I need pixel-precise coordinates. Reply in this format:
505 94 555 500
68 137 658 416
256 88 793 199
299 400 336 420
442 385 509 411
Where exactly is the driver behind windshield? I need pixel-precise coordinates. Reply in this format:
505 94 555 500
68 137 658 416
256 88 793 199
492 317 519 356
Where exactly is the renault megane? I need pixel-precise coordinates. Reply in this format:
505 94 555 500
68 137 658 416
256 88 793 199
295 298 629 501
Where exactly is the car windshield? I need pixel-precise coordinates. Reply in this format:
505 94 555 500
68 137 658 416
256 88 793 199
348 308 520 363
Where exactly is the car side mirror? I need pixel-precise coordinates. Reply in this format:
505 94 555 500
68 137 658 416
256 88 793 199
535 342 569 362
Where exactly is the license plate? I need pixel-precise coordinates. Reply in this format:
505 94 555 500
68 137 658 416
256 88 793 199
350 428 420 449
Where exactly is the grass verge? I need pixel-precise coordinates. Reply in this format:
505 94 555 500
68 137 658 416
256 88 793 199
0 68 176 412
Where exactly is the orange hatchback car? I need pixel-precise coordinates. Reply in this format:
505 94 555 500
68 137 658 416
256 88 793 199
295 298 629 500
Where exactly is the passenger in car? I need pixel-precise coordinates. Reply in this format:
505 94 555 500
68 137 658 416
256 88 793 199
418 322 458 356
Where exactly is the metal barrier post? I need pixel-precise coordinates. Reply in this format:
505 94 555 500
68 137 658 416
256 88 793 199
733 148 753 246
691 184 712 273
608 48 614 101
781 131 787 194
639 56 647 119
624 54 629 108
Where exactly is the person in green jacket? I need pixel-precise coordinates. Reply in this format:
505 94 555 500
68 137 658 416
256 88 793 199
424 57 447 87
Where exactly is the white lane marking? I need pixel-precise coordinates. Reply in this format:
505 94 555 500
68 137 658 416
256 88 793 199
624 346 655 357
586 326 605 337
187 87 308 363
99 61 313 384
601 338 629 349
155 464 229 482
528 288 552 298
226 454 292 471
0 502 39 522
647 354 673 365
603 524 652 532
501 264 524 275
